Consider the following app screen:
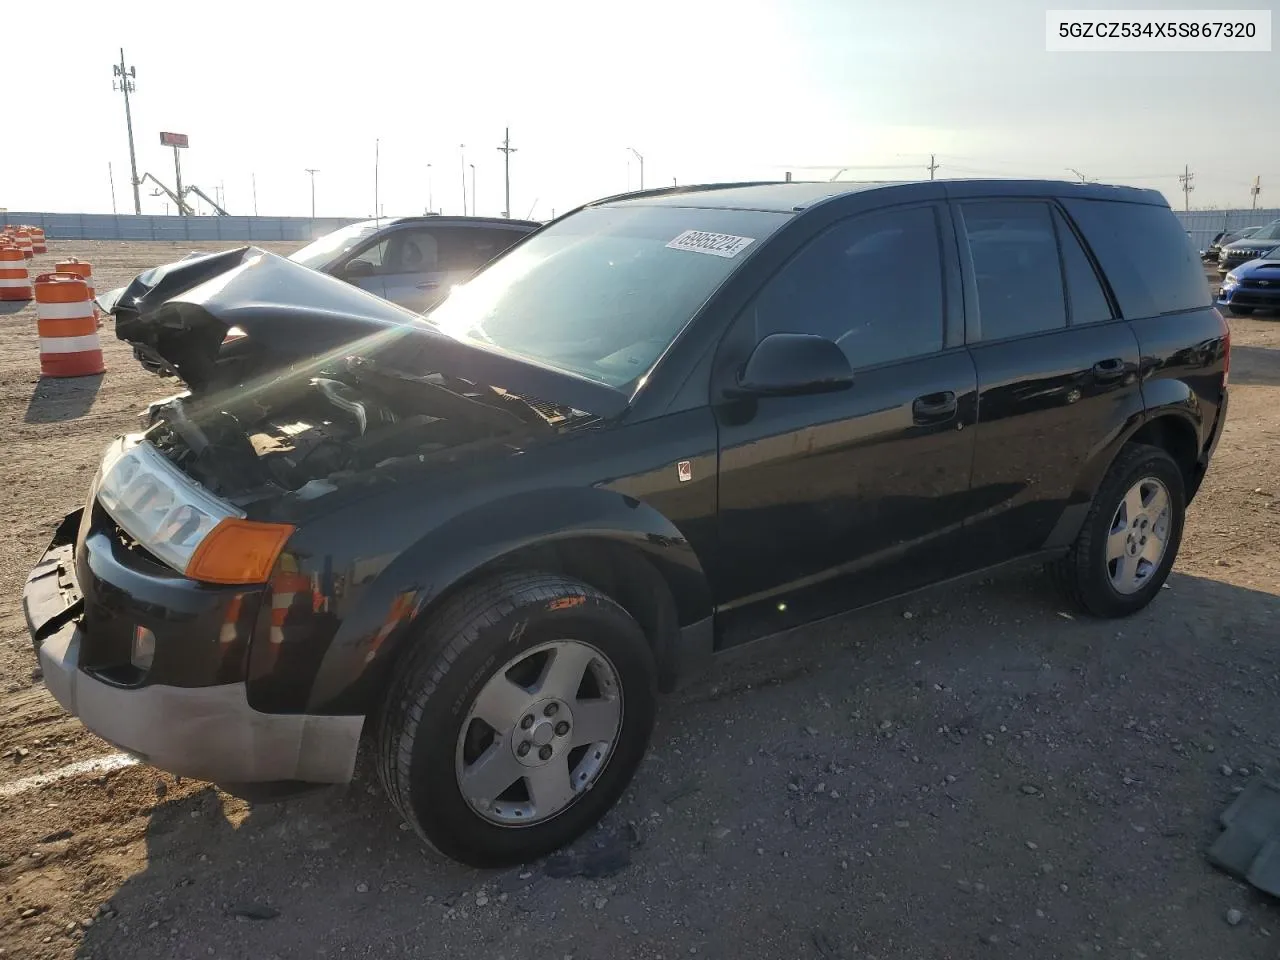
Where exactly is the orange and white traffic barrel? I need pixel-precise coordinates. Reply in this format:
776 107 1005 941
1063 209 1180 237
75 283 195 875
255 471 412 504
30 227 47 254
14 229 34 259
33 273 105 378
55 258 97 313
0 245 33 301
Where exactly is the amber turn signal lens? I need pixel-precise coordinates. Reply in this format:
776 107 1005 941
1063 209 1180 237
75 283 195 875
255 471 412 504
185 518 295 585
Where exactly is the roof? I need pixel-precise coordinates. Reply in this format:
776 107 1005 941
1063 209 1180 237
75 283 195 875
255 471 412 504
590 179 1167 214
353 215 541 229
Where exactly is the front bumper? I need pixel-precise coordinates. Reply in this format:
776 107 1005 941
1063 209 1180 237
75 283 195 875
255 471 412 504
1217 285 1280 311
23 509 363 784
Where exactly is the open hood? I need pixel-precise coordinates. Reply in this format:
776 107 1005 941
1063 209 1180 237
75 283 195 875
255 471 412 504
109 246 629 420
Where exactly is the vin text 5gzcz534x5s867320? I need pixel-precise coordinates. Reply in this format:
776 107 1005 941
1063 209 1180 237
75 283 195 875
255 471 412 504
23 179 1229 867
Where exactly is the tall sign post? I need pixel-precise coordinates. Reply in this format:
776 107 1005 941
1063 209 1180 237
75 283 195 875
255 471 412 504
160 132 189 215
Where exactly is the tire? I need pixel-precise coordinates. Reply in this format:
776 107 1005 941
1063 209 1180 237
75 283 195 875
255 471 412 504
1228 306 1254 316
1049 443 1185 618
375 572 657 867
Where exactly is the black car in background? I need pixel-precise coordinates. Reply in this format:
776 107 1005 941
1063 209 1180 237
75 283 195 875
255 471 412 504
1218 219 1280 274
24 179 1229 867
1204 224 1261 262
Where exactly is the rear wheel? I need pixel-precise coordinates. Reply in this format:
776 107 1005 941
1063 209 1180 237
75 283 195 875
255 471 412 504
376 572 656 867
1050 444 1185 618
1229 305 1255 316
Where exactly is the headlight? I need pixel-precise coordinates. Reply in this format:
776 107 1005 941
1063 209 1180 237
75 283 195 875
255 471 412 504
1225 273 1240 285
96 439 293 583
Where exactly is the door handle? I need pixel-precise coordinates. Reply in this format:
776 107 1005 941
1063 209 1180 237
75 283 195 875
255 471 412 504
1092 358 1125 381
416 280 440 290
912 390 957 424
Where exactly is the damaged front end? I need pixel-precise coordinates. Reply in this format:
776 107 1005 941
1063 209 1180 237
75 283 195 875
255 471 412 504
143 354 595 511
108 246 426 391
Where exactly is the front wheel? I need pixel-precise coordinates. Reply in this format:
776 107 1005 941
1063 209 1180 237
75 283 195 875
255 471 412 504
1050 444 1185 618
376 573 656 867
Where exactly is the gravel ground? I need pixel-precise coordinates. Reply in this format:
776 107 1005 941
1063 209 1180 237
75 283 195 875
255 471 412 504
1 243 1278 960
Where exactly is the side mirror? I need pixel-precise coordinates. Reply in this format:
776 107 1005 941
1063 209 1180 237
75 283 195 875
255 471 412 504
342 259 376 280
726 333 854 399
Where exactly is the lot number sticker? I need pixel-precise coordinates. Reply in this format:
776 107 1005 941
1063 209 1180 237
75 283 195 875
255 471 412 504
666 230 755 259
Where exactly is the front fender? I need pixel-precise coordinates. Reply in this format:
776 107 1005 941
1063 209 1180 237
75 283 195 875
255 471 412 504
302 486 711 714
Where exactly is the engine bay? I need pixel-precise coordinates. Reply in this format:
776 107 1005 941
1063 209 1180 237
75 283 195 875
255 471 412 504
145 356 575 501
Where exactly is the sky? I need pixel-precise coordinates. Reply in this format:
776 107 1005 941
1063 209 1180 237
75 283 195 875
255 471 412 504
1 0 1276 219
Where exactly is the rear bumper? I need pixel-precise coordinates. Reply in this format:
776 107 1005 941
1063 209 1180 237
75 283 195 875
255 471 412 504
24 509 363 784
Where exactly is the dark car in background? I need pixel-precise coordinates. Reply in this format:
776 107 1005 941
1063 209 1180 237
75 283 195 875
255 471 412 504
1218 219 1280 274
24 179 1228 867
1204 224 1261 262
1218 245 1280 315
288 215 540 312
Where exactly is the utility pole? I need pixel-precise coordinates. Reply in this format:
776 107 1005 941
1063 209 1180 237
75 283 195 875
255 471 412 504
1179 164 1195 212
304 168 319 218
927 154 940 180
108 162 117 214
496 127 517 218
628 147 645 190
1067 167 1093 184
112 49 141 215
252 172 258 215
469 163 476 217
1251 176 1262 211
374 139 380 220
427 162 433 214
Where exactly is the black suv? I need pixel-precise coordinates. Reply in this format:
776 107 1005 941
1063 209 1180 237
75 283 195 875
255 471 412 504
23 180 1229 867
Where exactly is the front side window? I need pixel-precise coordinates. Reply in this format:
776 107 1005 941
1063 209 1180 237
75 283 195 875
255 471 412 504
748 205 945 368
288 222 379 269
960 201 1066 341
427 205 790 389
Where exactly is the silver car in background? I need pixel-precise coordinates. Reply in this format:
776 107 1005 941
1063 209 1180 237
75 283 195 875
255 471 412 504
288 215 541 312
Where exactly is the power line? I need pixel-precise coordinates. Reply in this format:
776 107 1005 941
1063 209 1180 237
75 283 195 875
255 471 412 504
1178 164 1195 212
496 127 517 218
111 49 141 215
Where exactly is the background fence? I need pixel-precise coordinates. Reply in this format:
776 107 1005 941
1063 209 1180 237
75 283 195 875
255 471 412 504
1175 208 1280 254
5 207 1277 252
0 212 362 243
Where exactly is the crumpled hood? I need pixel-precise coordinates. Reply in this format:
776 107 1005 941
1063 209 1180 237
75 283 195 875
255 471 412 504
107 246 628 419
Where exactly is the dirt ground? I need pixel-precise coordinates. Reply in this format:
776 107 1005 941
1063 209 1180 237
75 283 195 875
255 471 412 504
1 241 1278 960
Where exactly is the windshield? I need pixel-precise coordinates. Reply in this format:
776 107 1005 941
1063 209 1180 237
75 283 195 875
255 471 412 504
1246 221 1280 242
425 205 790 389
288 222 380 269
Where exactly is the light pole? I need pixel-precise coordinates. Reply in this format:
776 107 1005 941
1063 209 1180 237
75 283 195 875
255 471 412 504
112 49 141 215
304 168 319 218
628 147 645 190
427 162 433 214
470 163 476 217
459 144 467 215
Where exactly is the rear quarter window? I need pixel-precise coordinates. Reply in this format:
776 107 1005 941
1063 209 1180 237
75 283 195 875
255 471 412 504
1060 199 1209 318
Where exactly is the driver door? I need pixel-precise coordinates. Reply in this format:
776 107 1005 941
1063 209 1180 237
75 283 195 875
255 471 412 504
711 203 979 642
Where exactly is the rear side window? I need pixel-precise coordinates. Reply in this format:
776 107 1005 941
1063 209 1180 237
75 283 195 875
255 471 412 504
1052 209 1115 325
441 228 527 273
959 201 1066 341
1060 199 1210 318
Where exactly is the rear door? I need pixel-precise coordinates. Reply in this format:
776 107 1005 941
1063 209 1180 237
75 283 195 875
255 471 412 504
957 198 1143 566
711 202 979 642
378 227 451 312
